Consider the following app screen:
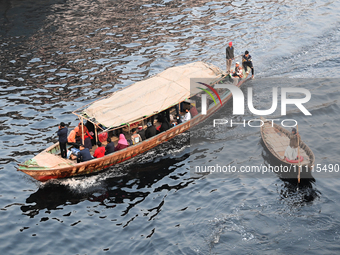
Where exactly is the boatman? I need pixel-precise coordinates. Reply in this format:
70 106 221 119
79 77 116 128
242 50 254 79
283 128 301 161
57 122 68 159
226 42 234 74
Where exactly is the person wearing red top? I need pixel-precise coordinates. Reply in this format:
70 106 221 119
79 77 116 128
93 141 105 158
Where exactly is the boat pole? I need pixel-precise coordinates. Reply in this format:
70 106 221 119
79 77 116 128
297 125 301 183
94 124 98 144
81 116 85 145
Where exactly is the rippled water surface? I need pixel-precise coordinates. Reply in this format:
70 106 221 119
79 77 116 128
1 0 340 254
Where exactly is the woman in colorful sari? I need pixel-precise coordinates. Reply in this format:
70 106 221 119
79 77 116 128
114 134 129 151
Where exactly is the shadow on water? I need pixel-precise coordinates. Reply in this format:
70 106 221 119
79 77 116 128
20 150 193 218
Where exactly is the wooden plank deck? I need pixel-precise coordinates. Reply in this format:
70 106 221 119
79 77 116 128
262 122 309 164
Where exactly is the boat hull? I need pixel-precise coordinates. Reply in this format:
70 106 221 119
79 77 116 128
260 118 315 181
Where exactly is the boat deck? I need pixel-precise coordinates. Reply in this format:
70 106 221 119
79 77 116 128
262 121 310 165
33 151 76 169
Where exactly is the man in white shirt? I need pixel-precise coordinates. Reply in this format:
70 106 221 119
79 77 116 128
183 108 191 122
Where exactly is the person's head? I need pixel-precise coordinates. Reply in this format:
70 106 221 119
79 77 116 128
60 122 65 127
74 126 79 132
79 122 83 126
157 114 164 122
107 137 111 143
245 50 249 56
229 41 232 46
97 141 102 147
119 134 125 140
185 108 189 113
138 125 143 130
79 144 85 150
147 122 152 127
292 128 297 134
131 128 137 134
235 62 239 66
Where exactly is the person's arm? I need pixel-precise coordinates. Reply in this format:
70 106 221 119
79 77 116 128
57 127 62 136
226 47 230 59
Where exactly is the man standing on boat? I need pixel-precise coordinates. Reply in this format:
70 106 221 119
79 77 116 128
57 122 68 159
242 50 254 79
283 128 300 161
226 41 234 74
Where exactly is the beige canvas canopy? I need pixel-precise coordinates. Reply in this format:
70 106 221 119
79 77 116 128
83 61 223 127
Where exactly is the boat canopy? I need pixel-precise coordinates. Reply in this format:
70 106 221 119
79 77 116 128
81 61 223 128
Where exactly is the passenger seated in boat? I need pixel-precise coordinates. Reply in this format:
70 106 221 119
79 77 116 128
231 62 243 78
170 114 177 126
77 144 93 163
105 137 115 155
131 128 142 145
68 147 80 160
283 128 301 161
84 131 93 150
137 125 146 140
176 114 182 124
76 123 89 141
93 141 105 158
183 108 191 122
67 126 80 148
145 122 157 139
76 122 93 149
115 134 129 151
157 115 171 133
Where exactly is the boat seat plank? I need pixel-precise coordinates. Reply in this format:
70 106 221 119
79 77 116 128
263 121 311 164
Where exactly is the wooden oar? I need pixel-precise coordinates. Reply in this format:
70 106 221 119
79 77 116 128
297 125 301 183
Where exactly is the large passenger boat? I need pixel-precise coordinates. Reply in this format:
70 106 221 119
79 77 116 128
18 62 250 181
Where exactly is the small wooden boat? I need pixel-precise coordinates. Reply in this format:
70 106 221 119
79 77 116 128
260 117 315 180
18 61 251 181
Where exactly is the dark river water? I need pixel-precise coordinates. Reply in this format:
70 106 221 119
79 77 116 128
1 0 340 254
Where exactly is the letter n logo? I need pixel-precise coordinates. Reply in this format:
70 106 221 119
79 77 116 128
197 82 222 115
199 83 245 115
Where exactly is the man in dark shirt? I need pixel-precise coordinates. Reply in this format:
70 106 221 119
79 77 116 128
57 122 68 158
242 50 254 79
226 41 234 73
105 137 115 155
145 122 157 139
77 144 92 163
137 126 146 140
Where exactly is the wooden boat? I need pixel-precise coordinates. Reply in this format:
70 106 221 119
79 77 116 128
17 61 251 181
260 117 315 180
